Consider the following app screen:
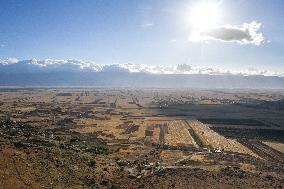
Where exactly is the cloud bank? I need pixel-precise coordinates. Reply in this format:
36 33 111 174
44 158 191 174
0 58 282 77
192 21 264 45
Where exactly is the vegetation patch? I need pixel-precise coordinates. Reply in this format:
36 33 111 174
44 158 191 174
188 128 204 148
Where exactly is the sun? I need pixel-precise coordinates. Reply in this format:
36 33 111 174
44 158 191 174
190 2 221 30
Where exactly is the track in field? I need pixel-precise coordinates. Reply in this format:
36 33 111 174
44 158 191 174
239 139 284 164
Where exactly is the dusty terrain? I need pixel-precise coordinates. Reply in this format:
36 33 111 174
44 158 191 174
0 88 283 188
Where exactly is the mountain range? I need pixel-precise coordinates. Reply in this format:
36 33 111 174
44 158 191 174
0 58 283 89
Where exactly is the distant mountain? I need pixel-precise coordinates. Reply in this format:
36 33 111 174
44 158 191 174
0 58 283 89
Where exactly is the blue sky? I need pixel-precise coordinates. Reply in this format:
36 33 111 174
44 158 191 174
0 0 283 72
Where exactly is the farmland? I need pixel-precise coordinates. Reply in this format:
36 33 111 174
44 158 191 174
0 88 283 188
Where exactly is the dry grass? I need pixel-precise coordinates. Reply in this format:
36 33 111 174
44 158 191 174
187 120 257 157
160 150 185 164
263 141 284 154
239 163 256 171
165 120 198 148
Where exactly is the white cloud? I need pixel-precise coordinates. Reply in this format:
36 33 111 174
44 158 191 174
191 21 264 45
0 58 282 77
0 58 19 65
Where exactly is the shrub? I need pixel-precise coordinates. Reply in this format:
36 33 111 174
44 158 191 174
89 159 96 167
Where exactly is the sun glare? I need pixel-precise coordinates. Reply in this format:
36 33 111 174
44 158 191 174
190 2 221 29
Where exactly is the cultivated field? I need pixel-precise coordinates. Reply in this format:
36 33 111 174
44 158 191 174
0 88 283 188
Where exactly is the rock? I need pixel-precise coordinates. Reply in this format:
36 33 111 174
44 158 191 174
125 166 139 179
116 160 128 166
141 169 152 177
155 168 166 177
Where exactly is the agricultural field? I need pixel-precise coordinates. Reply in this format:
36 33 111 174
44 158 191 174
0 88 283 188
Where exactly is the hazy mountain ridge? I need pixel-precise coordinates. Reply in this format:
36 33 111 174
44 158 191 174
0 72 283 89
1 58 283 88
1 58 283 77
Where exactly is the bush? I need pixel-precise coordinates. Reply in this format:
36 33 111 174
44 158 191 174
89 159 96 167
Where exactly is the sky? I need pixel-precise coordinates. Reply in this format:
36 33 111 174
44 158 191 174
0 0 284 73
